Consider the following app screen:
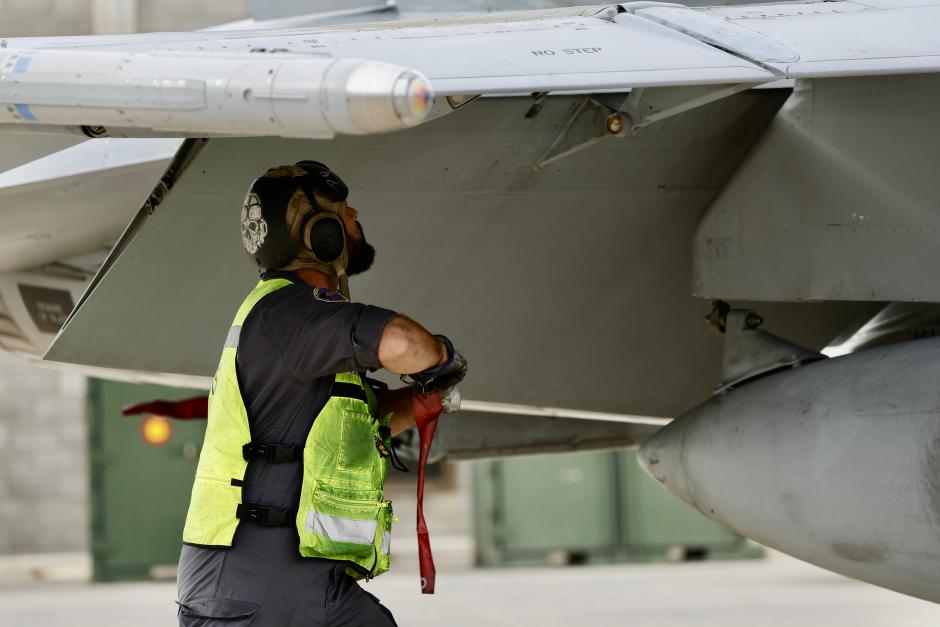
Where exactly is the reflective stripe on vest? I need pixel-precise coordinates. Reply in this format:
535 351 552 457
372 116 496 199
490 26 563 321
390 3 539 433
182 279 393 579
224 325 241 349
307 510 377 544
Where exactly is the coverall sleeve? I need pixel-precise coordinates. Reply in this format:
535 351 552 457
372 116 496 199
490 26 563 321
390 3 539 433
261 285 397 382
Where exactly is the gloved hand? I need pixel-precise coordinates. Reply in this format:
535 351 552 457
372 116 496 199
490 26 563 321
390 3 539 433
438 385 461 414
405 335 468 392
410 385 461 418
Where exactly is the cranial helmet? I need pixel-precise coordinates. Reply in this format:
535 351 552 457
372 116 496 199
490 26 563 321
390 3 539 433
240 161 350 273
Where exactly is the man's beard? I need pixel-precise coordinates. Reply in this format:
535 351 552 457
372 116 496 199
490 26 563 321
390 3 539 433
346 222 375 276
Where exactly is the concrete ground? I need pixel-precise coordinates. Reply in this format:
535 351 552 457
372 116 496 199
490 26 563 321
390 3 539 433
2 551 940 626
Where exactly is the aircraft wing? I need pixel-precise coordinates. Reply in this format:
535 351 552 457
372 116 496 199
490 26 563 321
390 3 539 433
2 2 937 139
0 1 913 140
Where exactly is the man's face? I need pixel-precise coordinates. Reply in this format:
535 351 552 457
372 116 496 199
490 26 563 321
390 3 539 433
340 203 376 276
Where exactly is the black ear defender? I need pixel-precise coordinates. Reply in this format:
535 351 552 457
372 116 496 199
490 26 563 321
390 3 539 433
298 204 346 263
293 161 351 265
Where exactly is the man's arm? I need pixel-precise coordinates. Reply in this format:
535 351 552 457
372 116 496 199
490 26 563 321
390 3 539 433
375 315 447 436
375 315 467 435
377 315 449 374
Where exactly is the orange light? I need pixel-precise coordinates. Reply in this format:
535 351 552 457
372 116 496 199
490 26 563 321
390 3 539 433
140 414 173 447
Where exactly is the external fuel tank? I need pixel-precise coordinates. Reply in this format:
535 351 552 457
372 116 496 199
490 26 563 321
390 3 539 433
638 337 940 603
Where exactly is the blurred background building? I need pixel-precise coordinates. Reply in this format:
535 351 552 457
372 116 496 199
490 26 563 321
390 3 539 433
0 353 86 554
0 0 250 37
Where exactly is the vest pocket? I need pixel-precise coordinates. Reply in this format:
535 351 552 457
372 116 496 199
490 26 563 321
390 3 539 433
182 471 242 547
299 482 385 565
336 408 377 476
375 500 393 577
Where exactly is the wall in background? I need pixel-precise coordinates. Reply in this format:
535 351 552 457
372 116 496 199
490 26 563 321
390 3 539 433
137 0 249 33
0 352 87 553
0 0 250 37
0 0 92 37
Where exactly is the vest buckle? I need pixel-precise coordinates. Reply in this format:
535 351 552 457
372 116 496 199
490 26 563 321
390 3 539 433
236 503 294 527
242 442 303 463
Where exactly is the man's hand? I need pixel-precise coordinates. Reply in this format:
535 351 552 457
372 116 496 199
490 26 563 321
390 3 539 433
377 384 460 437
438 385 461 414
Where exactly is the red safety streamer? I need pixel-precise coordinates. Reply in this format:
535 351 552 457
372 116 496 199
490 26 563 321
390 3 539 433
412 390 443 595
121 396 209 420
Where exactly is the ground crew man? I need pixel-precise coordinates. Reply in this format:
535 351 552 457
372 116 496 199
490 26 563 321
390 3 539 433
175 161 467 626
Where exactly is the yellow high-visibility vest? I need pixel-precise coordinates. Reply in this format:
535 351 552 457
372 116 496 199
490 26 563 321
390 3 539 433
182 278 393 579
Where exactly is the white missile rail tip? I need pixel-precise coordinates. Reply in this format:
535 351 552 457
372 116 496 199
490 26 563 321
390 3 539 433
319 60 434 136
0 48 434 138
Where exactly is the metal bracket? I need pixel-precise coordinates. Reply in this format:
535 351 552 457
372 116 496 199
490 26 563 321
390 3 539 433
708 302 826 393
534 97 628 170
535 82 758 170
618 82 756 130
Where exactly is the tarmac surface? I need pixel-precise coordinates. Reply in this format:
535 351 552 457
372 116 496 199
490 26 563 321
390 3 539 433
2 550 940 626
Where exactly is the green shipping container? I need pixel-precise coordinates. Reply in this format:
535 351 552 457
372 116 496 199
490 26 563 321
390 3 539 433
472 449 761 567
88 378 206 581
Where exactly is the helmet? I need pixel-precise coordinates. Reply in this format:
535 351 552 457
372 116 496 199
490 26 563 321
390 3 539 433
240 161 350 271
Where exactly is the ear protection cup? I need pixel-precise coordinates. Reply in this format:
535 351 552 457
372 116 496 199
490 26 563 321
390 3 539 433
300 210 346 263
